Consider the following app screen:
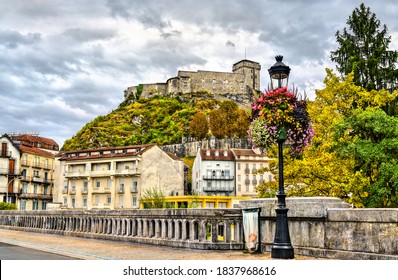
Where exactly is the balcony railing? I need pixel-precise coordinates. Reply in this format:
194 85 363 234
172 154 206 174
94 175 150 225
0 150 11 158
19 193 53 200
64 171 89 178
203 175 234 181
114 168 139 176
92 187 111 194
203 185 234 192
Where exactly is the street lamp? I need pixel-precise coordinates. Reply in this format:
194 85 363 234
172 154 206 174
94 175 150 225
268 55 294 259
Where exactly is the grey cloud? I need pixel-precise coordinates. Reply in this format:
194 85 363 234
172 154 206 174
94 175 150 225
0 30 41 49
225 41 235 48
63 28 117 42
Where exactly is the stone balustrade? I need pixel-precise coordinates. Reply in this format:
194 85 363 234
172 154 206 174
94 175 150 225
1 197 397 259
0 208 244 250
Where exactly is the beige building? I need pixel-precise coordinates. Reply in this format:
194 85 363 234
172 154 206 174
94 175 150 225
54 144 185 210
232 149 274 197
1 133 58 210
124 59 261 104
18 145 56 210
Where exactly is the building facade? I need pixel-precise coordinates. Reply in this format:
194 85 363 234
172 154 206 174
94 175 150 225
54 144 185 210
192 148 274 198
18 145 55 210
231 149 274 197
124 59 261 104
0 133 58 209
0 134 21 204
192 149 236 197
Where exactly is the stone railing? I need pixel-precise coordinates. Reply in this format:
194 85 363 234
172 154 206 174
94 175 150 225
1 197 397 259
239 197 398 260
0 208 244 250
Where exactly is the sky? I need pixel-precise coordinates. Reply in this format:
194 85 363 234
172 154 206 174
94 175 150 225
1 0 398 148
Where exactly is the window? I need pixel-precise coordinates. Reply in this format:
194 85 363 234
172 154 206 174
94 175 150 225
42 201 46 210
71 198 75 208
32 201 39 210
237 163 241 170
33 184 38 194
96 180 100 188
20 200 26 210
132 179 138 192
83 196 87 207
95 196 100 204
63 197 67 206
238 184 241 191
83 181 88 192
107 195 111 204
132 196 137 207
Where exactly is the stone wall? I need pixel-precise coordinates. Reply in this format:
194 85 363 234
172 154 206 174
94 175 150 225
161 138 251 157
239 197 398 259
1 197 397 259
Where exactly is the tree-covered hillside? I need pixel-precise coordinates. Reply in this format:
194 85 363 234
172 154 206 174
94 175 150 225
61 95 250 151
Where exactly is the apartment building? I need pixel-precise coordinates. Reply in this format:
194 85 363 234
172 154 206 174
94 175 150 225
18 145 55 210
0 134 21 204
231 149 274 197
192 148 274 199
192 149 236 198
54 144 185 210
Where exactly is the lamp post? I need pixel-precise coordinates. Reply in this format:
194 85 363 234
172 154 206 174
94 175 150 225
268 55 294 259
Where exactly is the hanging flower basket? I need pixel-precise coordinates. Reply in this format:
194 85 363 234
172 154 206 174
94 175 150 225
248 86 314 156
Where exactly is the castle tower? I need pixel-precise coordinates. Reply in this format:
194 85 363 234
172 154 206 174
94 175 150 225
232 60 261 91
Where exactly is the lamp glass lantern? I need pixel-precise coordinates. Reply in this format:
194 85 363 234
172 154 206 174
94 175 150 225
268 55 291 90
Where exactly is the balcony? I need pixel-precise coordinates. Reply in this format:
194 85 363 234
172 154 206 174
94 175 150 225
0 168 20 176
32 176 44 183
130 186 138 193
203 185 234 192
114 168 139 176
64 170 89 178
62 187 68 194
203 175 234 181
0 149 11 158
92 187 111 194
81 188 88 194
19 193 53 200
90 170 111 177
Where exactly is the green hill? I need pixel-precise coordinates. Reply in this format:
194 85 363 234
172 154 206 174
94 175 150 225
61 95 220 151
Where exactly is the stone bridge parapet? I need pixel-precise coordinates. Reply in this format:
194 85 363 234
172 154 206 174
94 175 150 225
0 208 244 250
1 198 397 259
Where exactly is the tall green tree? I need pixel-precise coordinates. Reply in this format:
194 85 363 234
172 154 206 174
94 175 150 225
330 3 398 92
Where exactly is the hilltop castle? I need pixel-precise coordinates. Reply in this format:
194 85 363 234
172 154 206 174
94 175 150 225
123 59 261 104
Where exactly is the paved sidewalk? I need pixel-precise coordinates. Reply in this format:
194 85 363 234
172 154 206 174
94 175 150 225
0 228 318 260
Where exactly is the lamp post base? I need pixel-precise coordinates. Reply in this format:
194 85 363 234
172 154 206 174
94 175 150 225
271 206 294 259
271 245 294 259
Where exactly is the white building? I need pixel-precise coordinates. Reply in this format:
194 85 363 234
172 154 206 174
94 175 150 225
0 134 21 204
192 148 274 198
192 149 236 196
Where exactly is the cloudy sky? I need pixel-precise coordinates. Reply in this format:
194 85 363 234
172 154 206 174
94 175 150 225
1 0 397 148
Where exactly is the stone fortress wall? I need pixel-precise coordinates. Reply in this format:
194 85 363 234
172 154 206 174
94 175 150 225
123 59 261 105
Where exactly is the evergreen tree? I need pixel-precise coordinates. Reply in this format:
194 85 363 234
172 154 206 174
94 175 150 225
330 3 398 92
